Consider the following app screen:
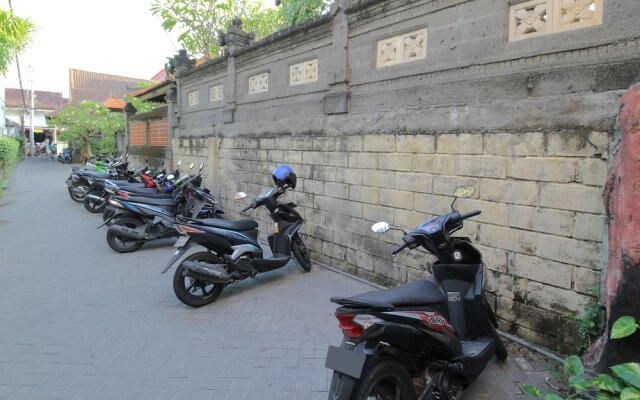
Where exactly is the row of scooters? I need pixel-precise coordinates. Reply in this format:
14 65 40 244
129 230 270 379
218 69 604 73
65 157 508 400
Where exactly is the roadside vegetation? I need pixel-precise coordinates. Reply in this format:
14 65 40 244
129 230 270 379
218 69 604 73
151 0 328 60
0 137 24 198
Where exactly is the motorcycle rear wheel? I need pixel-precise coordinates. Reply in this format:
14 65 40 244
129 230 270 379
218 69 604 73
351 357 416 400
106 217 144 253
84 191 105 213
173 252 225 308
292 234 312 272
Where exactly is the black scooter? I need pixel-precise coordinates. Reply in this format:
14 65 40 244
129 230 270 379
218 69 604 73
325 185 507 400
161 165 312 308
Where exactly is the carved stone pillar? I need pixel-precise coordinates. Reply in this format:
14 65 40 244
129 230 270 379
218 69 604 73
323 2 350 115
219 18 255 123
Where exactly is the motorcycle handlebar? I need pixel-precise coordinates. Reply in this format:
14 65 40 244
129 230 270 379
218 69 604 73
391 242 409 256
451 210 481 224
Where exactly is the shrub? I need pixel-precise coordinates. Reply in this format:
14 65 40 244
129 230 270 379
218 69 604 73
0 137 22 179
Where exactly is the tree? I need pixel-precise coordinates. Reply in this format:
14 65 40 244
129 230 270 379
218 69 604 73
0 7 35 76
151 0 275 59
51 101 124 159
278 0 328 27
125 82 161 115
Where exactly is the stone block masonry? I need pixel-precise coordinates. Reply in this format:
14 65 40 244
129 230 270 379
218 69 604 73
215 131 607 353
166 0 640 352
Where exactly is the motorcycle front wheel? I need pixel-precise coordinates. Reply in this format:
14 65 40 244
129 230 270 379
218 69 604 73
292 233 312 272
173 252 225 308
351 357 416 400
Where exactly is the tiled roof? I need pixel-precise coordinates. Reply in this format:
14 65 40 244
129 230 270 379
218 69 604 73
150 69 168 82
68 68 150 105
102 97 126 110
4 88 67 111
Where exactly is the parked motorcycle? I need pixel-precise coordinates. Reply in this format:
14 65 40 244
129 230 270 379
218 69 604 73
325 185 507 400
57 149 72 164
102 164 223 253
66 155 133 202
161 165 312 308
82 162 175 214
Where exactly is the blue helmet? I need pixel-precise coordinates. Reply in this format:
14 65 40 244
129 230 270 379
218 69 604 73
272 165 297 189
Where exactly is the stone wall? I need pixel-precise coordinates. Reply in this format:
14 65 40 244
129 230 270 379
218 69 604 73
169 0 640 352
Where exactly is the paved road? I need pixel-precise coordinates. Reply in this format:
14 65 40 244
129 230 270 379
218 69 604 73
0 158 552 400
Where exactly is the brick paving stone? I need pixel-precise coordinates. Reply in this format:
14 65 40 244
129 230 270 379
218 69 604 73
0 158 560 399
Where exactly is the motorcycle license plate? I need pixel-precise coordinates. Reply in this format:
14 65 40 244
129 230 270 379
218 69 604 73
325 346 366 379
174 236 188 248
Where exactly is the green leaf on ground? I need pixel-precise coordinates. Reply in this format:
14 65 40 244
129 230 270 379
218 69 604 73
590 374 623 393
621 387 640 400
523 384 545 398
612 363 640 389
565 355 585 377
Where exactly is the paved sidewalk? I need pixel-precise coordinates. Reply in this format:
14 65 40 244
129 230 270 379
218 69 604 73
0 158 555 399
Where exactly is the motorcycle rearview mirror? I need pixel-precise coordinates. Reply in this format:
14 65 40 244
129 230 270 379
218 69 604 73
371 222 390 233
234 192 247 200
177 160 182 166
189 163 194 170
199 163 204 171
166 174 175 180
451 184 475 210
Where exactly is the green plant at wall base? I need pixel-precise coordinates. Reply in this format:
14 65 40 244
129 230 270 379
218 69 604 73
523 316 640 400
0 137 21 175
577 289 604 355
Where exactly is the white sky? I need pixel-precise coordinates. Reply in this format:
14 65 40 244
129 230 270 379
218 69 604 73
2 0 184 98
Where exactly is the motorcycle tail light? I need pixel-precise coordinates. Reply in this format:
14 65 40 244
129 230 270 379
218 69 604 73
335 313 363 338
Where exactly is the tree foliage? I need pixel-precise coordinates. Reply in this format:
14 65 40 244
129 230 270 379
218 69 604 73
0 7 35 76
151 0 328 60
278 0 328 27
52 101 124 158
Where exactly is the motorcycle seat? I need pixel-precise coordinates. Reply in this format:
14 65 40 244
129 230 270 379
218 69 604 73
78 171 113 179
114 186 160 194
112 196 175 207
338 280 446 308
98 178 145 187
198 218 258 231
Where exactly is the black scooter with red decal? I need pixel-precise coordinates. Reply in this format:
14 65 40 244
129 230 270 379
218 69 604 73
325 185 507 400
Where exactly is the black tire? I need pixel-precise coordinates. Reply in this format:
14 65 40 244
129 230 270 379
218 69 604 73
291 234 312 272
68 186 86 203
351 357 417 400
106 217 145 253
83 190 106 213
173 252 226 308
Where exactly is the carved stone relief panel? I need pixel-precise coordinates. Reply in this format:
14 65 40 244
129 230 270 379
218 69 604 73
249 72 269 94
376 28 427 68
509 0 603 41
209 85 223 102
554 0 603 33
290 59 318 86
187 90 199 107
509 0 551 41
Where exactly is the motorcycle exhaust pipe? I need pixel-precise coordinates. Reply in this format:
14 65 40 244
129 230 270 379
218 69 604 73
181 261 232 283
107 224 147 240
85 193 107 204
71 186 89 195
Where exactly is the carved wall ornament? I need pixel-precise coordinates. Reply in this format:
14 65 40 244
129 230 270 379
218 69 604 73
509 0 603 41
290 59 318 86
187 90 199 107
376 28 427 68
249 72 269 94
554 0 603 32
210 85 224 102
